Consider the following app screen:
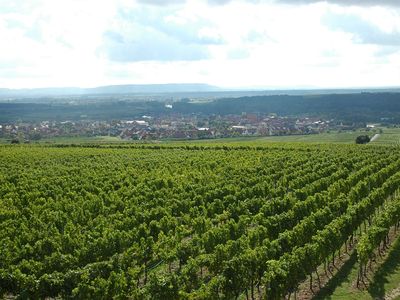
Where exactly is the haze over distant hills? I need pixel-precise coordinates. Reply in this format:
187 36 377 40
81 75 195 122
1 83 400 100
0 83 221 98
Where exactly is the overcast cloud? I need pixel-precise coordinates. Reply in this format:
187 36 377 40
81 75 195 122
277 0 400 6
323 12 400 45
0 0 399 89
137 0 400 6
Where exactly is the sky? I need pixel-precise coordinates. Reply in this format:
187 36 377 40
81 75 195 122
0 0 399 89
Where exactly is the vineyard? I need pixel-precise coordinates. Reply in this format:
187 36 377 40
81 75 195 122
1 144 400 299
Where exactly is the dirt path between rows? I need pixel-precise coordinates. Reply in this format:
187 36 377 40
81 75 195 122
370 134 381 142
384 286 400 300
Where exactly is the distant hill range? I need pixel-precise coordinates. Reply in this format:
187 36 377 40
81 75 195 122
0 83 221 97
1 84 400 99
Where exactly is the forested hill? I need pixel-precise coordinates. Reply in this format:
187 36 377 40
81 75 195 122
1 92 400 123
174 93 400 122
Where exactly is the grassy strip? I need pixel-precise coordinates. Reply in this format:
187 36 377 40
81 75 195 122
322 228 400 300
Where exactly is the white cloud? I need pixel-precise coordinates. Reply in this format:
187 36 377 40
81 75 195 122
0 0 399 88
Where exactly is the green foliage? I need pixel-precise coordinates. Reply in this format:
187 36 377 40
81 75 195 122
0 144 399 298
357 196 400 264
356 135 370 144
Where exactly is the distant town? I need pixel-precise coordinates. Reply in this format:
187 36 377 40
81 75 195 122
0 112 365 143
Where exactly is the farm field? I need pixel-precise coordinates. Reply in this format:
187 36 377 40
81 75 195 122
0 130 368 145
199 131 364 144
3 127 400 146
0 135 123 145
1 143 400 299
369 127 400 145
162 131 360 145
171 127 400 145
